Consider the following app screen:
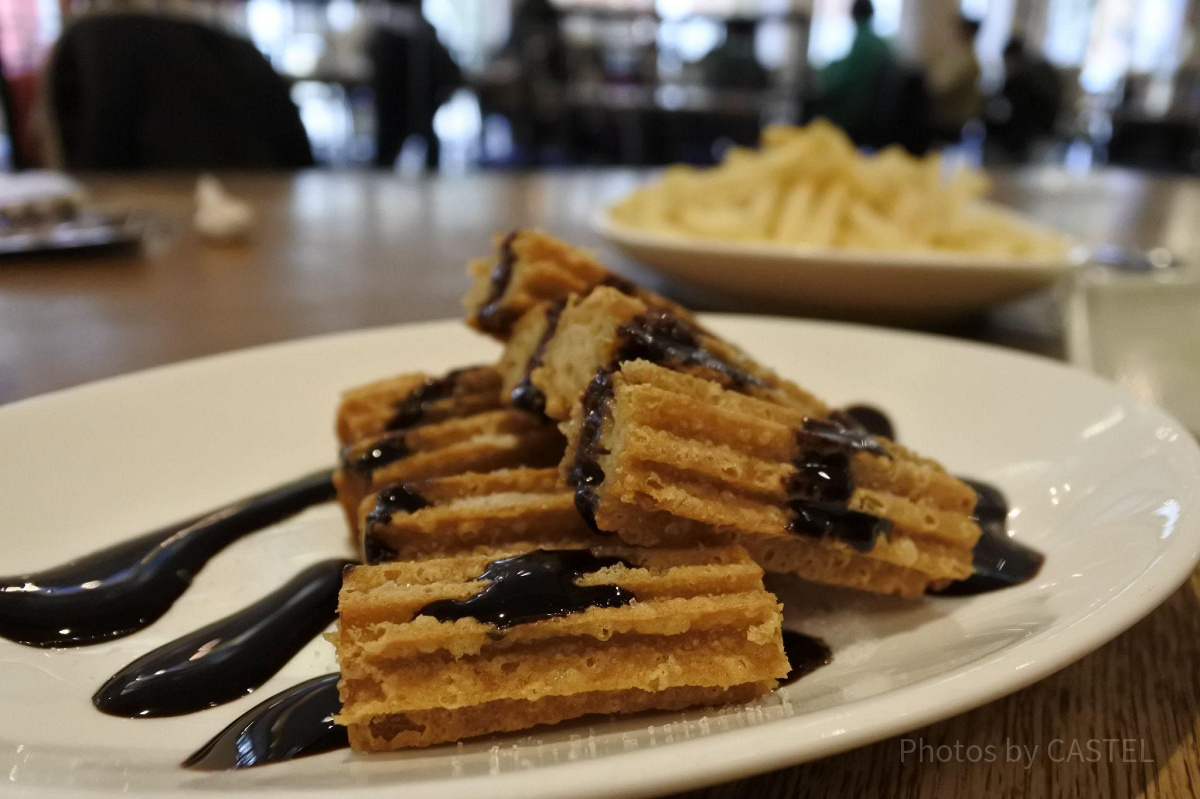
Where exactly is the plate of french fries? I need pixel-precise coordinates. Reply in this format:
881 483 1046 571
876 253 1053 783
599 121 1084 319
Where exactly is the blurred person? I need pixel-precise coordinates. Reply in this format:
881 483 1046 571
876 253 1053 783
48 14 312 169
926 16 982 142
502 0 567 164
702 18 769 92
987 36 1063 158
810 0 896 143
370 0 464 170
0 51 22 169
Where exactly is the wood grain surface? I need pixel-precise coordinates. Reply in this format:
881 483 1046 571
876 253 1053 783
2 168 1198 797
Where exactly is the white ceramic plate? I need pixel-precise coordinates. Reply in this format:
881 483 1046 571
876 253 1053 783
597 212 1085 320
2 317 1198 799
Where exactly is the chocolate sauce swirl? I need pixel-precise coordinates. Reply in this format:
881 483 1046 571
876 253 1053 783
473 230 521 336
182 673 348 770
0 471 335 648
94 558 351 718
417 549 634 630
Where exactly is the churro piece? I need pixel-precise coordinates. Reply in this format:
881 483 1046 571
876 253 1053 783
564 360 981 597
356 467 589 563
506 286 827 421
336 365 503 448
333 543 787 750
464 230 690 340
335 412 565 532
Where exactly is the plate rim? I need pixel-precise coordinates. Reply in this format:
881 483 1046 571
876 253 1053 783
3 316 1198 799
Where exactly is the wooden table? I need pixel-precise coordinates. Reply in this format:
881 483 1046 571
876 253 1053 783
2 168 1198 797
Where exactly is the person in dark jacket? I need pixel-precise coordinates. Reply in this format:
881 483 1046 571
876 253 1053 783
988 36 1063 158
369 1 464 169
50 14 312 170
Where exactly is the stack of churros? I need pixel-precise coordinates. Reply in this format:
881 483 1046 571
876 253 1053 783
328 229 987 753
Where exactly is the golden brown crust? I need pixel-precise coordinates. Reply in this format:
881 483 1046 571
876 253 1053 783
335 411 564 534
464 229 695 341
357 468 595 562
335 365 504 447
334 544 787 751
526 287 828 422
346 682 773 751
570 360 980 597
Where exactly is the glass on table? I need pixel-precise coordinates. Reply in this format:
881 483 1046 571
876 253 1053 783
1066 265 1200 434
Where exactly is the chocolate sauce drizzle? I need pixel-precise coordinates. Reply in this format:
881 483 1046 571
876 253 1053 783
343 433 409 477
569 310 773 530
418 549 634 630
601 273 639 295
822 407 1042 593
473 230 521 336
365 483 429 528
385 370 463 431
94 558 351 718
830 405 895 442
0 471 335 648
933 478 1045 595
361 482 430 564
617 310 767 390
787 417 893 552
570 370 615 531
510 299 566 415
182 673 348 770
781 630 832 685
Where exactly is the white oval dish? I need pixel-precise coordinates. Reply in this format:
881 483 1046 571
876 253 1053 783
597 212 1085 320
1 316 1196 798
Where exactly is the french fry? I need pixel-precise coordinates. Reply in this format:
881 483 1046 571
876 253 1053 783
608 122 1070 259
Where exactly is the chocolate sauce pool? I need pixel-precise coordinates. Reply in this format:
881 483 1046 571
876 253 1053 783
94 558 351 717
934 478 1044 595
183 673 348 770
781 630 833 684
0 471 334 648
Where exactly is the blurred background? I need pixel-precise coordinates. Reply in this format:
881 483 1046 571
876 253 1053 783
2 0 1199 435
1 0 1198 174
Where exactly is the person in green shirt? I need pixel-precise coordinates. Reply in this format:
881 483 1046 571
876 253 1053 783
812 0 895 142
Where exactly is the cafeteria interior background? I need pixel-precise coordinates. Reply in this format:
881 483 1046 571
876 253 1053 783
2 0 1198 174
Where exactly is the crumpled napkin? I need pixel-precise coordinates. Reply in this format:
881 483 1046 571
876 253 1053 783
194 175 254 242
